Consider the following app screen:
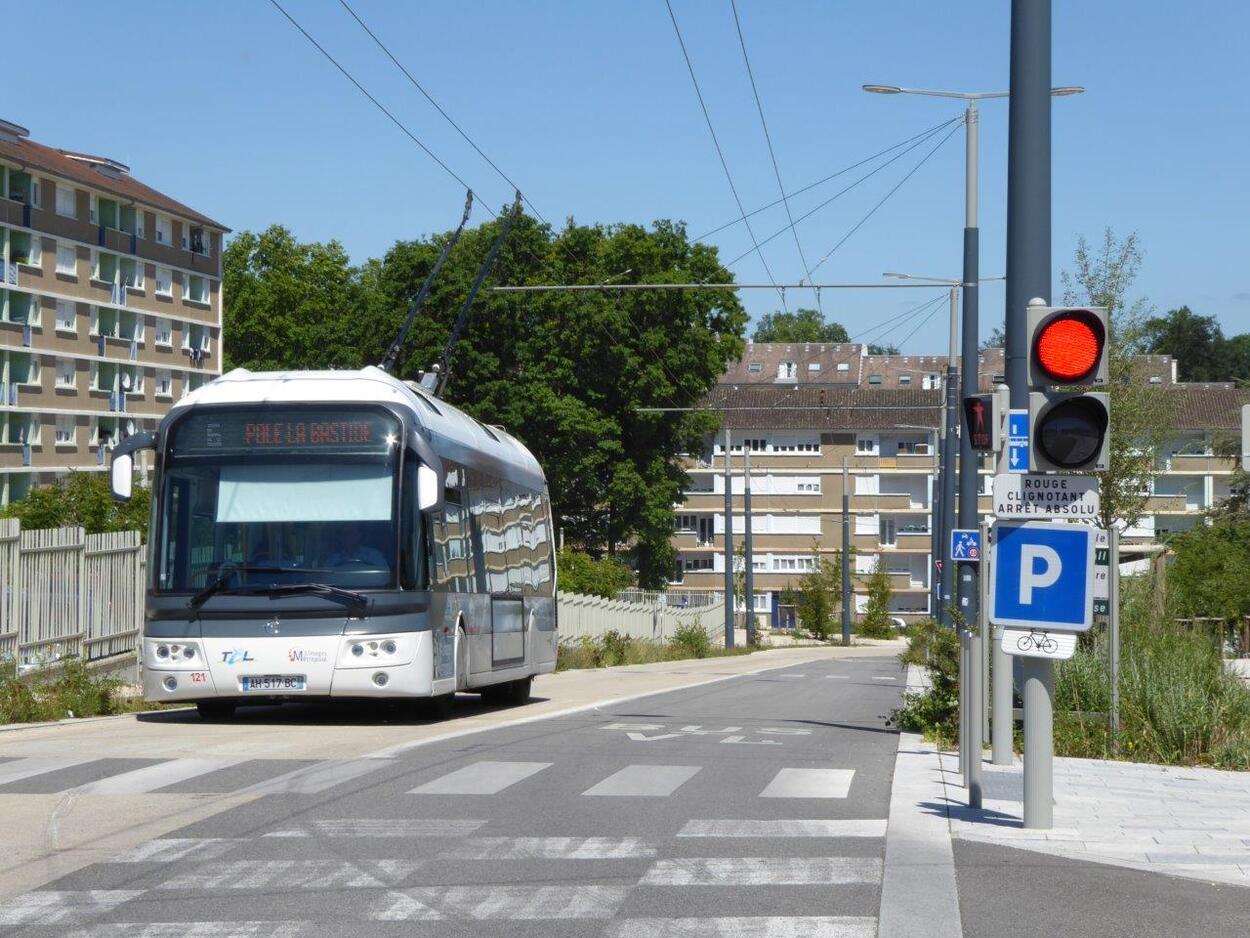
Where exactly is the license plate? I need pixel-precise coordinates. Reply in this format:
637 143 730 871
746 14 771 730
241 674 306 692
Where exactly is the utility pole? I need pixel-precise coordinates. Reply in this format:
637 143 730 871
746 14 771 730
744 447 756 646
940 287 959 627
723 427 735 649
1007 0 1053 829
842 457 851 645
930 447 942 621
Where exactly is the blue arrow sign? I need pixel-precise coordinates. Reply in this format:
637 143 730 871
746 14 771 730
990 521 1095 631
1006 409 1029 475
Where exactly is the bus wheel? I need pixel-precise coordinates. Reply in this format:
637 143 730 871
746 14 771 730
508 677 532 706
196 700 236 721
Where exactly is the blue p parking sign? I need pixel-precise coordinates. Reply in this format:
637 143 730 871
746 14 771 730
989 521 1095 631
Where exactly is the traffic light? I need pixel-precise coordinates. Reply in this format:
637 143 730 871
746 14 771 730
1027 306 1110 472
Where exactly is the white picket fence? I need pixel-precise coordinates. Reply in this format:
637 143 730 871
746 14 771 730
0 520 144 667
557 591 726 645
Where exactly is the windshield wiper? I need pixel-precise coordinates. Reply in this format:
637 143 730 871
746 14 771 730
261 582 370 612
187 564 335 611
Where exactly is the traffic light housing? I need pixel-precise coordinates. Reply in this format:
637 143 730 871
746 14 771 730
1027 306 1110 472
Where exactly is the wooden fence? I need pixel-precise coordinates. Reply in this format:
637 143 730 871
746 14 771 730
0 520 144 667
557 591 726 645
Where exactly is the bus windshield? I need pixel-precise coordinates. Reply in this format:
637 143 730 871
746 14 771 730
156 407 402 593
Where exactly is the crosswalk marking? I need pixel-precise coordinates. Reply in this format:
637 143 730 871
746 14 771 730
312 818 487 837
0 756 97 787
679 819 887 838
760 768 855 799
65 925 312 938
640 857 882 886
383 885 631 920
158 859 418 890
111 839 244 863
606 918 878 938
0 890 143 926
237 758 389 796
583 764 701 797
442 836 658 859
69 758 244 795
410 761 551 795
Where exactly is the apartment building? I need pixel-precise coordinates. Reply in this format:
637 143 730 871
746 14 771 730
0 119 227 503
671 341 1249 627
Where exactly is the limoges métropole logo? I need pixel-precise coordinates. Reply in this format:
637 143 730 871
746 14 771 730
288 648 328 664
220 648 255 665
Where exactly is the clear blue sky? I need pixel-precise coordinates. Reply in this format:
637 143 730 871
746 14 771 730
18 1 1250 350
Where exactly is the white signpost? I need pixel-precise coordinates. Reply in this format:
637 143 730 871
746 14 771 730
993 473 1100 519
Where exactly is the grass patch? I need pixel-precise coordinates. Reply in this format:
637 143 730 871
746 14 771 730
556 626 757 671
0 658 127 724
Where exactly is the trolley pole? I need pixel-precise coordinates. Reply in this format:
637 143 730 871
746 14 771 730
1007 0 1054 829
723 427 735 649
744 447 756 647
842 457 851 645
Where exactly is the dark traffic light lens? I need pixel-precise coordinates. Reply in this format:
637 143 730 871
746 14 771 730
1037 397 1108 469
1035 310 1104 382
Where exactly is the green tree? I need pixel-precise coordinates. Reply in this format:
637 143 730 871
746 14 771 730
1 473 151 539
555 549 634 599
1060 229 1175 531
1167 519 1250 623
782 547 843 641
859 566 894 638
980 323 1006 350
751 308 849 343
866 343 900 355
1142 306 1230 381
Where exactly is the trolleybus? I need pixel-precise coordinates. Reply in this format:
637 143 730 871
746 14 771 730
110 366 557 719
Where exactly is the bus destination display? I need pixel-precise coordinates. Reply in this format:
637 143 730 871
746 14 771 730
175 409 399 456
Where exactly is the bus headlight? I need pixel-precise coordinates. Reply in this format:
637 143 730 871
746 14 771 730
162 676 178 692
381 640 397 656
156 644 170 660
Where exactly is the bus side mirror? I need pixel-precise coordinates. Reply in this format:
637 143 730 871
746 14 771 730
417 463 441 513
109 431 157 501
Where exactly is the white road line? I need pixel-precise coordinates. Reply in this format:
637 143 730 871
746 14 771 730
678 819 888 838
110 839 244 863
606 917 878 938
370 891 443 921
396 885 630 920
158 859 417 890
69 758 243 795
65 924 312 938
825 675 850 679
442 836 658 859
760 768 855 799
873 676 899 682
0 756 97 787
639 857 881 886
410 761 551 795
237 758 387 796
583 764 701 797
311 818 487 837
0 890 143 926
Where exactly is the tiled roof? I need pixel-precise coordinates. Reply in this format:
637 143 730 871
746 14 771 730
726 342 863 385
1168 386 1250 430
703 384 943 431
0 130 227 231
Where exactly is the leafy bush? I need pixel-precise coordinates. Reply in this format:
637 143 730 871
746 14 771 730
556 549 635 599
858 568 895 639
671 622 712 659
599 629 633 666
1 472 151 540
0 658 123 724
890 618 961 742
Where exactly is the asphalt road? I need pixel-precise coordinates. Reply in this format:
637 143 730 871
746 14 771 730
0 654 908 937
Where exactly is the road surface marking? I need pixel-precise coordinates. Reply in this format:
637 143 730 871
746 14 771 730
825 675 850 679
442 836 658 859
110 839 244 863
395 885 630 920
410 760 551 795
760 768 855 799
678 819 888 838
873 676 899 682
309 818 486 837
583 764 701 797
69 758 244 795
0 756 97 787
237 758 388 796
369 891 444 921
606 917 878 938
640 857 881 886
0 890 143 926
65 925 312 938
158 859 417 890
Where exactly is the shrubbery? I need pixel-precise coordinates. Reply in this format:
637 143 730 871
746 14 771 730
0 472 151 539
0 659 125 724
555 624 750 671
556 550 635 599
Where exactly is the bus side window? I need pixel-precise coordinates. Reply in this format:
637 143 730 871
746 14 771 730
532 491 553 596
401 459 430 590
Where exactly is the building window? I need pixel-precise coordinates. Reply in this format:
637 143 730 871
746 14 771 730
155 267 173 296
898 374 912 385
93 251 118 283
868 373 883 385
55 415 75 446
777 361 797 380
879 518 897 546
55 300 76 333
156 369 173 398
745 438 767 453
11 231 40 267
122 369 143 395
56 184 77 218
747 362 762 374
120 257 144 290
155 317 172 346
184 274 209 304
836 362 850 372
922 373 940 389
155 216 172 245
55 359 76 389
684 556 714 572
797 480 820 493
807 362 821 372
676 514 697 532
189 227 209 256
56 243 77 276
856 437 878 454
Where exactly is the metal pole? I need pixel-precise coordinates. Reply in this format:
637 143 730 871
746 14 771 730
723 427 735 649
744 447 756 647
992 387 1013 765
940 287 959 626
841 457 851 645
980 519 991 744
1109 526 1120 753
1007 0 1053 830
930 454 942 621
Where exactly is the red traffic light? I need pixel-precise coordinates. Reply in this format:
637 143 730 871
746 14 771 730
1034 310 1105 383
